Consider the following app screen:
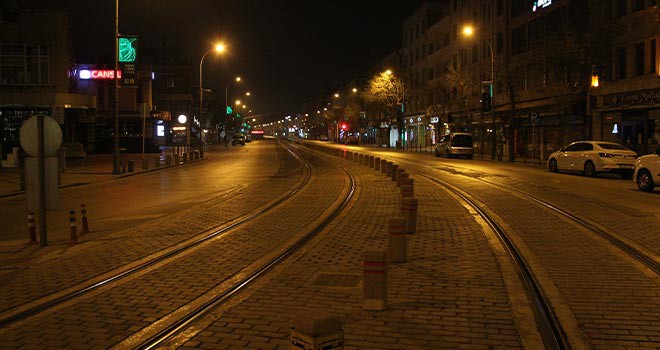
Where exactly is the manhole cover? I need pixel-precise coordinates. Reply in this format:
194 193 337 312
311 273 361 288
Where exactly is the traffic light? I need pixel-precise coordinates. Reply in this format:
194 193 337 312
341 122 348 130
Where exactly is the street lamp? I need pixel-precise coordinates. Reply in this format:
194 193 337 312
113 0 120 174
199 42 225 157
462 25 496 160
225 76 241 146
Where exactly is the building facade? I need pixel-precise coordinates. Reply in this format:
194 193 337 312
0 9 95 159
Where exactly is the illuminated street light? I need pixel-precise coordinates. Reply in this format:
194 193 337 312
198 41 226 157
352 88 357 93
245 92 251 96
334 93 340 98
235 99 241 106
385 69 392 76
462 25 496 159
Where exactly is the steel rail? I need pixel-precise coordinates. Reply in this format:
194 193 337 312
474 177 659 275
419 173 571 350
0 142 312 327
138 150 355 349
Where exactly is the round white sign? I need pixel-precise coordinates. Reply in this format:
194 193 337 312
177 114 187 124
19 115 63 157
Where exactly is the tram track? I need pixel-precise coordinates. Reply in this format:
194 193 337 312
307 143 658 349
0 141 313 328
134 156 356 349
374 151 658 274
418 173 572 350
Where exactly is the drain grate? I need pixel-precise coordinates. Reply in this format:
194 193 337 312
311 273 361 288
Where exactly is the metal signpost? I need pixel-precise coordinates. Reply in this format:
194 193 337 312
20 115 62 246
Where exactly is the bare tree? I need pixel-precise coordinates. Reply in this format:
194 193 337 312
368 71 407 147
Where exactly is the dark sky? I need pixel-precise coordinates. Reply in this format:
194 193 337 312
24 0 430 116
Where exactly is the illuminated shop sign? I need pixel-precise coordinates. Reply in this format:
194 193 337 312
532 0 552 12
79 69 122 80
251 130 264 135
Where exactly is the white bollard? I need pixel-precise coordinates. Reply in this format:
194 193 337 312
388 217 407 263
363 250 387 311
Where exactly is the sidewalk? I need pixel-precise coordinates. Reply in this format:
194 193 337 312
0 146 221 198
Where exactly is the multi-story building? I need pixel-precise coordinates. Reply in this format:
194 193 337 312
404 0 659 162
0 8 96 160
591 0 659 155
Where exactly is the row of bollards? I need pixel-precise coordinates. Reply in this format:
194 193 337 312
28 203 91 245
120 150 203 174
290 143 420 348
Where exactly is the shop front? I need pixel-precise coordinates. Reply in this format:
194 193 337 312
594 88 660 155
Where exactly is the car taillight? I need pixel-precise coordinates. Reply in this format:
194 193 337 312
598 153 614 158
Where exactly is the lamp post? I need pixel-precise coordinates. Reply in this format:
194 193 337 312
198 43 225 158
463 25 496 160
224 76 241 146
113 0 120 174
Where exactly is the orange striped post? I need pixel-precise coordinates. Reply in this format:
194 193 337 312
27 212 37 245
362 251 387 311
80 204 89 234
69 210 77 244
388 217 407 263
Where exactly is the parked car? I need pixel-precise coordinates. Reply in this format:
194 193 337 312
231 133 246 146
435 133 474 159
633 147 660 192
547 141 638 178
245 134 252 142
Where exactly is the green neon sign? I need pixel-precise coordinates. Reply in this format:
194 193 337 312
226 106 233 114
118 37 137 63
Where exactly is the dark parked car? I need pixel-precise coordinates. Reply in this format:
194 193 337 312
231 133 246 146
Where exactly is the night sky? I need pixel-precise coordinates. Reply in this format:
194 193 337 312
24 0 430 117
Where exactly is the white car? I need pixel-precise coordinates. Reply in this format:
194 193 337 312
633 147 660 192
548 141 638 178
435 132 474 159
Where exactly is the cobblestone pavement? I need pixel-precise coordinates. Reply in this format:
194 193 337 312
319 143 660 350
177 145 527 349
0 142 300 310
0 142 352 348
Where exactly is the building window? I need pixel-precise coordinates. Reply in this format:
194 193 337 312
0 43 49 85
511 25 527 55
497 0 503 16
650 39 656 74
422 44 426 57
617 47 627 80
633 0 653 12
511 66 525 91
496 32 504 54
511 0 528 19
429 42 434 53
635 42 645 76
452 24 457 41
527 64 545 88
614 0 627 18
472 43 478 63
167 79 175 88
416 24 420 39
443 33 450 47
